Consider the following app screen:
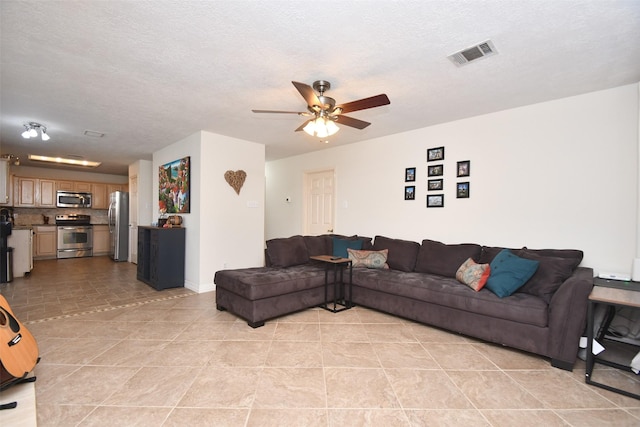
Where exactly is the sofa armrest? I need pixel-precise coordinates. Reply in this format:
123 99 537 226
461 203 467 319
547 266 594 369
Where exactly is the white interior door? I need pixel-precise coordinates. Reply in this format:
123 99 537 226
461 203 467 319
305 169 335 235
129 175 138 263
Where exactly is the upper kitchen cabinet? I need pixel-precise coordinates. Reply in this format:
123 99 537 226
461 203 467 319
39 179 56 207
14 177 57 207
107 184 125 194
91 183 108 209
56 180 92 192
0 159 11 206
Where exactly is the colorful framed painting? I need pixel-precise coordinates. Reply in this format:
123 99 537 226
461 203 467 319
159 156 190 213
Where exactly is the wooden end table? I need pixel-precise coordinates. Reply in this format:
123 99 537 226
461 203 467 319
586 282 640 400
310 255 353 313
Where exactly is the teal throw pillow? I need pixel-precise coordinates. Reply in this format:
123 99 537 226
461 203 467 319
486 249 539 298
333 237 363 258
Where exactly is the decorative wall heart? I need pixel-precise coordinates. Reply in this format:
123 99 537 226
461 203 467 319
224 170 247 195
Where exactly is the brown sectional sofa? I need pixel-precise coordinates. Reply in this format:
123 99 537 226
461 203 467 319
214 234 593 371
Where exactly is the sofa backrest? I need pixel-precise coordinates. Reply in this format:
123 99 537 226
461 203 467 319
414 239 482 277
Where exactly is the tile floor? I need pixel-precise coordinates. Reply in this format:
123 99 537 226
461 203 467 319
1 257 640 426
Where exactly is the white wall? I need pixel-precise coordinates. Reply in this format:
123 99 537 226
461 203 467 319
266 83 640 275
153 131 265 293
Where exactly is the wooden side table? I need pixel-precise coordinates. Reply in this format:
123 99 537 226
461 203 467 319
310 255 353 313
586 284 640 400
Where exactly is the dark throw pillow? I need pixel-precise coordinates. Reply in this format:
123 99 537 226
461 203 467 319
516 249 579 303
266 235 309 267
333 237 363 258
485 249 539 298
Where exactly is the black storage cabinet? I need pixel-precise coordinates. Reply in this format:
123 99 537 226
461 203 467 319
137 226 185 290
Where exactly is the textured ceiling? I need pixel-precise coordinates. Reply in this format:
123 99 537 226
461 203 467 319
1 0 639 175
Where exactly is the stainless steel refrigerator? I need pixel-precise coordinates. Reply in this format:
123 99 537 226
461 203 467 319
108 191 129 261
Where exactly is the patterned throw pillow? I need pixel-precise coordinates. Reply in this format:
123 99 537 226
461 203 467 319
455 257 491 291
347 248 389 269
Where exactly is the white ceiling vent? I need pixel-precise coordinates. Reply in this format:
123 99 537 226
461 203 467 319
448 40 498 67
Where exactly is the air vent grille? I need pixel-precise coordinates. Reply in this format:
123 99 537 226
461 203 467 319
448 40 498 67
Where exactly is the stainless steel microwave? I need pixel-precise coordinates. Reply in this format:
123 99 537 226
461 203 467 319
56 191 92 208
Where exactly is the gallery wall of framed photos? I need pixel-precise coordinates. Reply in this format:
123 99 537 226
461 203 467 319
404 146 472 208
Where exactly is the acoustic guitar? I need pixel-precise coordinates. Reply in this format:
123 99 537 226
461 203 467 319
0 294 38 380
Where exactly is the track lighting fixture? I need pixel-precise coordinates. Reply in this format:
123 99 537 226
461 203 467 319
21 122 51 141
0 154 20 166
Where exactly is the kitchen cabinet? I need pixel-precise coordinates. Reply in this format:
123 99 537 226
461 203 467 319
14 177 37 207
0 159 9 205
33 225 57 259
137 226 185 290
39 179 56 207
93 225 110 255
107 184 124 195
8 229 33 277
57 180 92 192
91 183 108 209
14 177 56 207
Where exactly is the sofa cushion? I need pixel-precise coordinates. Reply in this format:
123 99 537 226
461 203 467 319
347 248 389 269
333 237 363 258
351 269 548 327
372 236 420 272
266 235 309 267
518 248 583 270
415 239 482 277
515 249 578 303
303 235 332 256
214 264 325 300
455 258 491 291
478 245 519 264
485 249 540 298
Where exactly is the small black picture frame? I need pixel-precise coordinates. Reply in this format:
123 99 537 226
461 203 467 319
457 160 470 177
427 164 443 177
404 186 416 200
427 194 444 208
428 179 443 191
427 147 445 162
405 167 416 182
457 182 470 198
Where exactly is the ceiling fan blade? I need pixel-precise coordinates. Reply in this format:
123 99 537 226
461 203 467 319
252 109 307 114
336 94 390 114
292 81 321 108
335 115 371 129
294 119 313 132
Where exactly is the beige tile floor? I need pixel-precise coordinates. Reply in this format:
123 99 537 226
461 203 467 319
1 257 640 426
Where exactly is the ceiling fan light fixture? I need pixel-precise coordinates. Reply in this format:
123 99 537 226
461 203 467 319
41 129 50 141
303 117 339 138
21 128 32 139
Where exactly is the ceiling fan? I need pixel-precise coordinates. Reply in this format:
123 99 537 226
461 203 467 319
252 80 390 138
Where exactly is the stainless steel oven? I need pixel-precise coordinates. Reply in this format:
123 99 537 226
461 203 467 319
55 214 93 259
